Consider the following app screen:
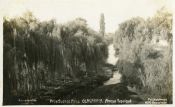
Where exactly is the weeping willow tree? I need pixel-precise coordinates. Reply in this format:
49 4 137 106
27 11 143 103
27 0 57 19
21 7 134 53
3 12 108 103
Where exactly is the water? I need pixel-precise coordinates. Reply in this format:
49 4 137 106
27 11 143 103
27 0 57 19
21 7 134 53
107 44 118 65
104 71 121 85
104 44 121 85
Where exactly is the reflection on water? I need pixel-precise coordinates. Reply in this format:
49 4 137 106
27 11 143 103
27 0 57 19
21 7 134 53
104 44 121 85
104 71 121 85
107 44 118 65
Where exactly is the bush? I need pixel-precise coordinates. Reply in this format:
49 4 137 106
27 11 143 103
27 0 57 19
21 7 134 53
114 8 172 102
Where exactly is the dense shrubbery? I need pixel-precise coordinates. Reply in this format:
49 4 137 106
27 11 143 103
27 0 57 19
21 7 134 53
3 12 108 101
114 8 172 102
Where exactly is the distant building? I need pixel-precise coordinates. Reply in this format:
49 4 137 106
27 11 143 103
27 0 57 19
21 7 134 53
151 36 168 51
151 36 168 47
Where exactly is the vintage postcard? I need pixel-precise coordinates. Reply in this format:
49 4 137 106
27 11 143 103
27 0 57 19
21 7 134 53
1 0 173 105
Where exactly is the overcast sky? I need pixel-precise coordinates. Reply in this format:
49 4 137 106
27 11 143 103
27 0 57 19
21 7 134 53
1 0 173 33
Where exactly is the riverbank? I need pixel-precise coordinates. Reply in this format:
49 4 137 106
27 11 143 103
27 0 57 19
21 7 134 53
11 83 143 105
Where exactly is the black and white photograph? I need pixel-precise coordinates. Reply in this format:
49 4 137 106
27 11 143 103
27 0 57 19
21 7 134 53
1 0 173 105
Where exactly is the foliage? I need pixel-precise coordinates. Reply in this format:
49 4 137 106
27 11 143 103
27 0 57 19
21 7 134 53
99 13 105 36
114 8 172 102
3 12 108 100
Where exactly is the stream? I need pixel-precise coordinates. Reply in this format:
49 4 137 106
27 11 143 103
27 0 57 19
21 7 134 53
104 44 121 85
